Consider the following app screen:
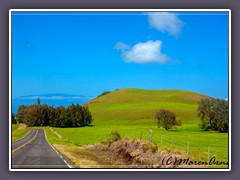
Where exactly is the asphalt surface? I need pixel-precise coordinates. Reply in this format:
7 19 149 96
12 128 36 151
12 129 72 169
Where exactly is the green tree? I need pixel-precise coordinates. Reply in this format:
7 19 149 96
81 105 93 126
16 103 93 127
75 104 83 127
52 106 65 127
97 91 111 97
67 104 77 126
17 105 27 123
155 109 181 130
60 107 72 127
11 113 17 124
37 97 41 105
48 105 56 126
198 98 228 132
23 104 48 126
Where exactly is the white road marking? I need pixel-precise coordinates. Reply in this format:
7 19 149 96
43 129 72 168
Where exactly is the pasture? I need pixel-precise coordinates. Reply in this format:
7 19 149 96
48 89 228 166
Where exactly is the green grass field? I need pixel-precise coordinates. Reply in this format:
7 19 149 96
12 124 19 132
12 123 30 141
48 89 228 167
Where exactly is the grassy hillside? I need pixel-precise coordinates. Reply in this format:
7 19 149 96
87 88 207 125
49 89 228 167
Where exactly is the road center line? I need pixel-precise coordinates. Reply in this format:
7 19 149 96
12 128 32 143
12 130 39 153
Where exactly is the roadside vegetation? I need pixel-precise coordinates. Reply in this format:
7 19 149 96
12 123 30 141
43 127 117 168
12 124 18 132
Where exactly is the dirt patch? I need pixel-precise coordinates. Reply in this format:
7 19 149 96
17 123 28 130
53 144 119 168
49 127 62 139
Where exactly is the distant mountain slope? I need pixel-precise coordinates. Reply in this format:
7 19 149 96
14 93 93 100
12 93 94 114
86 88 208 125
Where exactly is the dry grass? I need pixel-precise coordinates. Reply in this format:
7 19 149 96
53 144 119 168
17 123 28 130
49 127 62 139
89 138 210 168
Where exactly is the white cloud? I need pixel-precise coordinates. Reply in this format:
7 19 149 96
118 40 168 64
113 42 130 51
148 12 184 37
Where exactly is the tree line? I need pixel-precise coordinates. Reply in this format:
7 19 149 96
16 103 93 127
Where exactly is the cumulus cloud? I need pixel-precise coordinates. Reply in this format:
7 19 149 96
115 40 168 64
113 42 130 51
148 12 184 37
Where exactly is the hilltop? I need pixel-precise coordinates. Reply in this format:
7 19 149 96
86 88 208 125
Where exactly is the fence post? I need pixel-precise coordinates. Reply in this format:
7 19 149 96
171 137 174 149
149 129 152 142
187 142 189 157
208 147 210 163
161 135 163 149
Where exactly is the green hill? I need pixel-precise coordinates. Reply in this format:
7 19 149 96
87 88 208 126
50 88 228 165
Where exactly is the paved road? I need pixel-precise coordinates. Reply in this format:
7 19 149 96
12 129 73 169
12 128 36 151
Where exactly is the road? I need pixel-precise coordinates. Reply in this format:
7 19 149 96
12 128 73 169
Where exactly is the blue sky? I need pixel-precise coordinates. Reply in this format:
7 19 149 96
12 11 229 99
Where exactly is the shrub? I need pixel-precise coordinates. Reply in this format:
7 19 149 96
142 143 158 153
108 131 121 142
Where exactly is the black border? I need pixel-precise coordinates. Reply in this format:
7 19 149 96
1 0 239 179
9 9 230 171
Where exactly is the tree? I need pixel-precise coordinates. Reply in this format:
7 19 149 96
81 105 93 126
16 103 93 127
37 97 41 105
12 113 17 124
51 106 65 127
155 109 181 130
74 104 83 127
198 98 228 132
97 91 111 97
17 105 27 123
48 105 56 127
